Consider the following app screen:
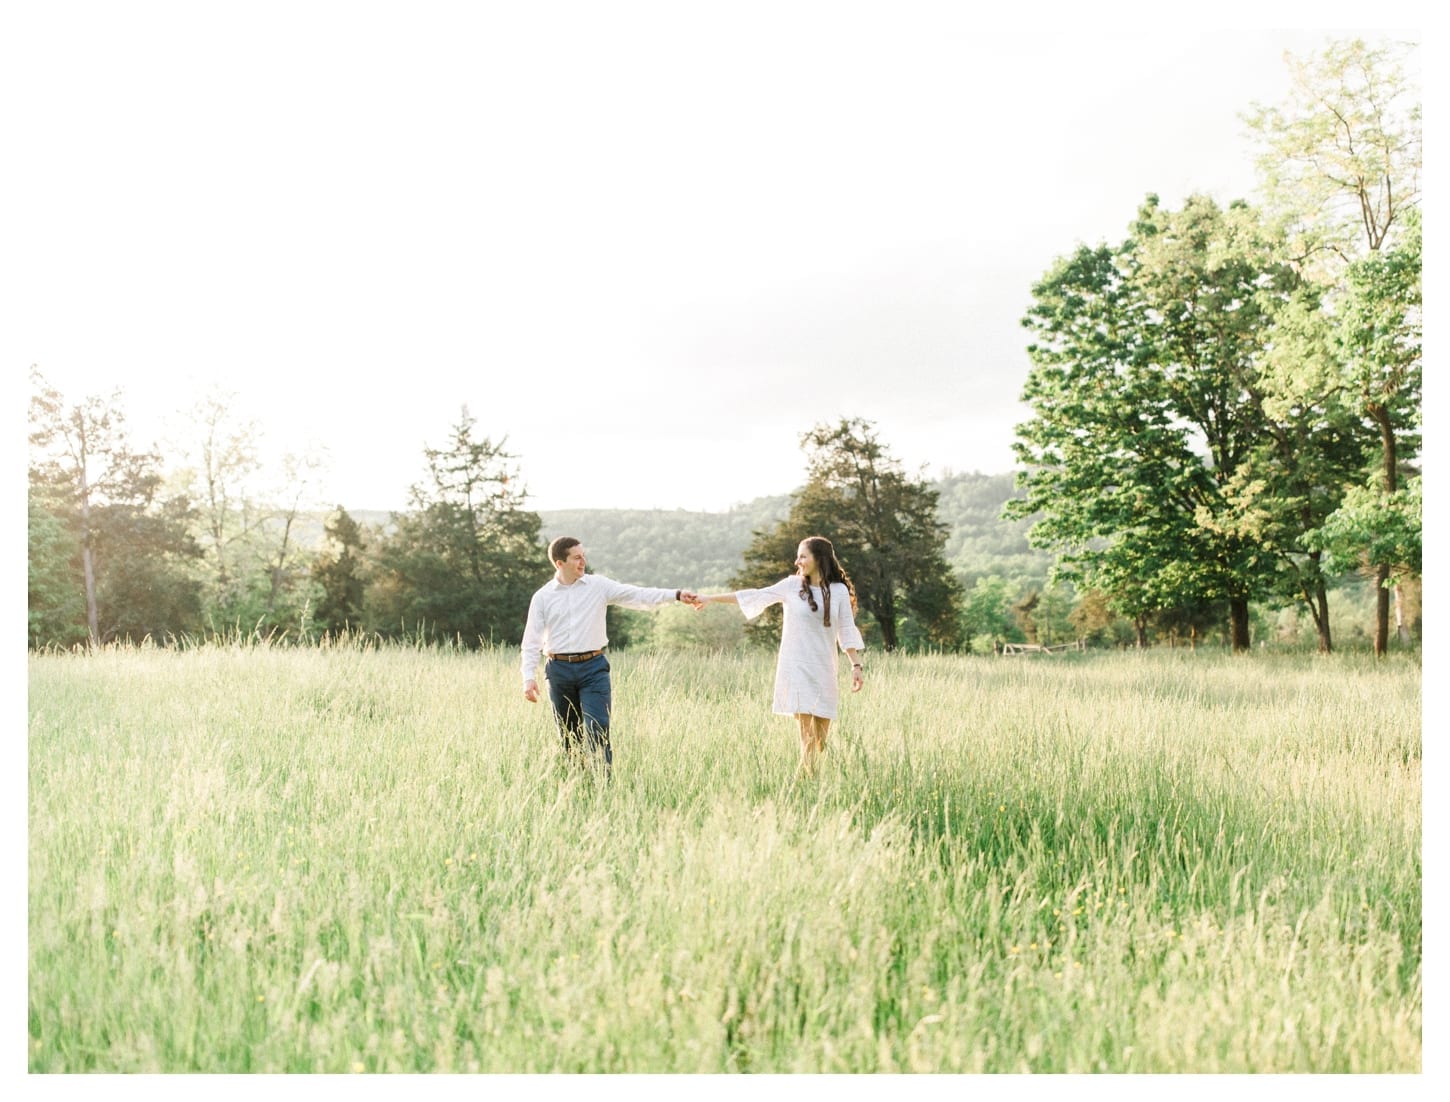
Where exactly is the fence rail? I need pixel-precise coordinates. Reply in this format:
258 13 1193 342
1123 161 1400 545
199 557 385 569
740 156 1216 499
999 640 1086 656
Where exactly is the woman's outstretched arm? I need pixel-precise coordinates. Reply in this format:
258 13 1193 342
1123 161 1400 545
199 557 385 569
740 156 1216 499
694 593 740 607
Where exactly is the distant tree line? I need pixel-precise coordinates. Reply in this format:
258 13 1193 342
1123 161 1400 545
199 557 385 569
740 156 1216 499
27 391 545 650
25 384 975 654
26 39 1420 657
25 373 1403 655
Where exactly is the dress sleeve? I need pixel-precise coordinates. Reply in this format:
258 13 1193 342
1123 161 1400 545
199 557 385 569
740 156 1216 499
832 583 865 651
735 577 793 621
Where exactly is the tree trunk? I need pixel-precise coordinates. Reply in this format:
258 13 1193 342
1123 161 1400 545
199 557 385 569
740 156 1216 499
1295 551 1334 654
1314 577 1333 654
877 606 898 651
1374 564 1391 657
78 454 99 648
873 580 898 652
81 543 99 647
1395 577 1421 643
1229 597 1251 653
1135 615 1149 648
265 512 298 616
1372 407 1397 658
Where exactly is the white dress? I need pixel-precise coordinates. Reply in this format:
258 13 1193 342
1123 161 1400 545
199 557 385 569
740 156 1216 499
736 577 865 718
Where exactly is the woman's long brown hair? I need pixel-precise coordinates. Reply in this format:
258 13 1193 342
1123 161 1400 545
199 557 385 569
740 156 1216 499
797 536 857 627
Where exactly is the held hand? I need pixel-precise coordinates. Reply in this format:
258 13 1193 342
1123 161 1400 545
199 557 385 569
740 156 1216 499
524 680 540 703
679 590 704 609
851 665 864 692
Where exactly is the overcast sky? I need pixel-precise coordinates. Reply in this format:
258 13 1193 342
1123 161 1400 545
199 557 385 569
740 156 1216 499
12 4 1425 514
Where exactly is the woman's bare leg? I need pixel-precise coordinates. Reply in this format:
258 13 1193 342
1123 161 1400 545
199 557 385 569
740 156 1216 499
795 714 832 777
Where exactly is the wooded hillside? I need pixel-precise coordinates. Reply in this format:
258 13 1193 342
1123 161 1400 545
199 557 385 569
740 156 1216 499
531 472 1051 592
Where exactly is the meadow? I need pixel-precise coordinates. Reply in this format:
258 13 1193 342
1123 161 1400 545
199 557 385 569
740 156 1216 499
27 642 1421 1074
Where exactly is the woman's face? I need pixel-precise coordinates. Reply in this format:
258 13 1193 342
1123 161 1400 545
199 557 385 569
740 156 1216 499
794 543 818 579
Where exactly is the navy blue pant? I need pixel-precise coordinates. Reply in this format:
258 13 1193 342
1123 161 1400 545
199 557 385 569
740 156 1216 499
545 654 612 770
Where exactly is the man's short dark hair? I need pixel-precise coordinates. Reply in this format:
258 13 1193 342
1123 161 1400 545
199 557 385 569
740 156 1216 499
548 536 581 565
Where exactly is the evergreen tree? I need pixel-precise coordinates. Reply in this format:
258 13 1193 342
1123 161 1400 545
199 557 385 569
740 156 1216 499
312 506 369 636
735 418 963 652
367 409 543 646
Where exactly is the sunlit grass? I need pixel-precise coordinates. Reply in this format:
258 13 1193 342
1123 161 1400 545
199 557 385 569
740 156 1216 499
28 642 1420 1072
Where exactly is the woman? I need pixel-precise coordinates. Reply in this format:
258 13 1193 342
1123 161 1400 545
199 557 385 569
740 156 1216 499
697 536 865 776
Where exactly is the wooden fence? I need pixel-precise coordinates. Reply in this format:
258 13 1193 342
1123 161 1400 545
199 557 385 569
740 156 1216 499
998 640 1086 656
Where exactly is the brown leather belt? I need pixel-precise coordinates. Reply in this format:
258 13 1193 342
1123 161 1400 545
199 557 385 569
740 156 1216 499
548 649 604 663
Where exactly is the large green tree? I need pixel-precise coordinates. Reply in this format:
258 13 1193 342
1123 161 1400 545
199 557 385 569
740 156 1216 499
1245 37 1421 655
367 409 542 646
1309 214 1422 634
1009 196 1301 651
28 369 203 647
735 418 963 652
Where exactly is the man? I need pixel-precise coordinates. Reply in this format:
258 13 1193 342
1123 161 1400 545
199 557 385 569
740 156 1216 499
521 536 699 774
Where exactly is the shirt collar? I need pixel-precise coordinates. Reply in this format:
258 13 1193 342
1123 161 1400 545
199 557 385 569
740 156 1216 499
549 574 592 590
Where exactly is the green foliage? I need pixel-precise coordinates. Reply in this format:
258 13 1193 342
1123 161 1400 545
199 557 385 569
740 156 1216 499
1257 211 1422 628
1244 37 1420 268
936 472 1052 584
28 369 204 647
1313 477 1422 582
1012 196 1314 651
648 603 747 652
1012 582 1077 647
88 495 206 643
169 391 270 623
311 507 369 636
366 410 543 646
735 419 965 653
962 574 1016 651
537 499 791 591
1245 37 1421 656
542 477 1045 608
27 489 87 649
1067 589 1135 648
1332 209 1423 479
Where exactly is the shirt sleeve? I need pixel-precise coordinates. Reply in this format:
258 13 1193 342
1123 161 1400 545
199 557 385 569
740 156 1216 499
598 576 679 611
520 591 547 685
735 577 793 621
832 583 865 652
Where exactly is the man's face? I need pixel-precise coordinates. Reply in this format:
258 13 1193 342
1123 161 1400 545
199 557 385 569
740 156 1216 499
556 545 587 583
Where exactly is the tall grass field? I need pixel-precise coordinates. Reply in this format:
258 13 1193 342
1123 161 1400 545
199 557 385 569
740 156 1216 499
28 642 1421 1074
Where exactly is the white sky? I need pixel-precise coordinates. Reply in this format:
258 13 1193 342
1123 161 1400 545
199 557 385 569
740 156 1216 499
11 4 1426 514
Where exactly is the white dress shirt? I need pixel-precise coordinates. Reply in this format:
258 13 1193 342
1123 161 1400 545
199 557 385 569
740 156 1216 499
520 574 678 685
